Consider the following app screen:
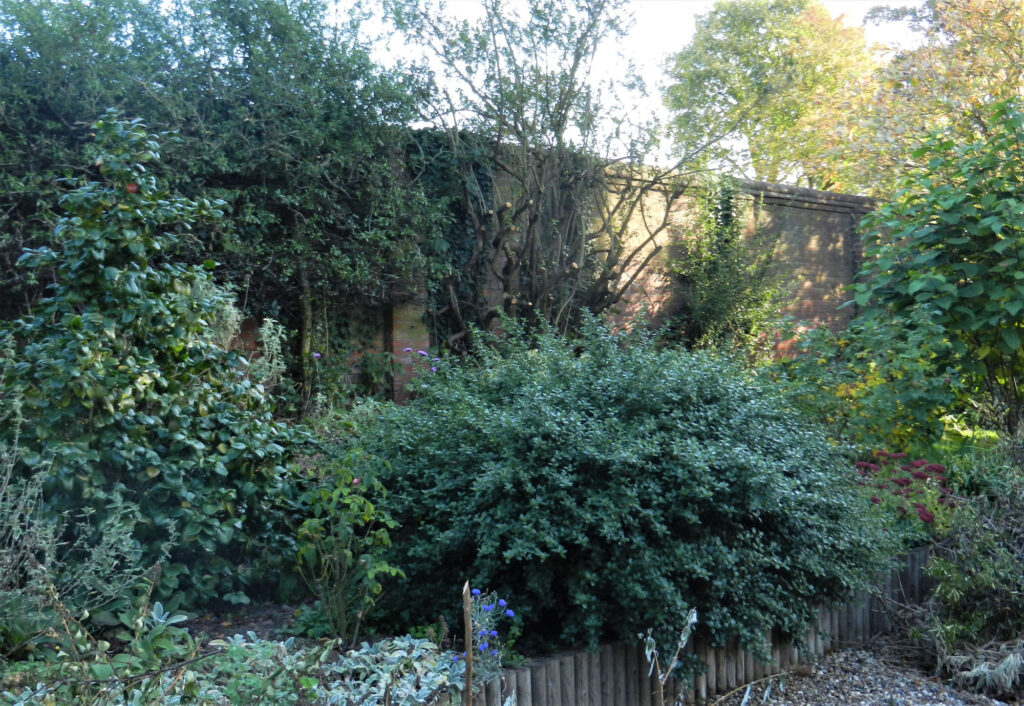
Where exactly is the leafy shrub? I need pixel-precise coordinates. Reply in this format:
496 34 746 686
664 176 786 354
358 317 895 653
0 352 158 660
851 99 1024 451
295 447 402 646
775 308 959 452
924 480 1024 697
0 114 308 605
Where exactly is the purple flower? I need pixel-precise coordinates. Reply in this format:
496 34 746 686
417 350 428 356
312 352 321 359
431 366 437 372
505 609 514 617
403 347 413 352
432 357 440 362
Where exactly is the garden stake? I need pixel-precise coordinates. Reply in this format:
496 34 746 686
463 581 473 704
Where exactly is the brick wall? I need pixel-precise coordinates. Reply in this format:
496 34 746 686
361 180 874 401
606 179 874 346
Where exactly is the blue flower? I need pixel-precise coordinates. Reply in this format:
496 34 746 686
471 588 481 596
452 654 459 662
505 609 514 617
478 631 487 637
498 599 507 608
491 649 499 656
482 604 494 612
489 630 498 637
479 643 488 651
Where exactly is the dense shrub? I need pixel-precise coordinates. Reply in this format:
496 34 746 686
358 318 895 653
0 114 307 605
851 100 1024 451
774 308 959 453
924 478 1024 697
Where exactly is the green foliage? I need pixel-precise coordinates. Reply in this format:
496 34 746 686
774 309 960 451
1 627 466 705
663 0 873 185
0 376 157 661
0 0 451 407
295 449 403 646
853 100 1024 448
0 114 307 605
664 177 786 352
359 316 895 653
923 478 1024 696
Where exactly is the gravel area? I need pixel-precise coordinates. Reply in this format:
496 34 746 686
710 648 1013 706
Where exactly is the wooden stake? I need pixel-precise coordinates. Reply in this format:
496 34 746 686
463 581 474 704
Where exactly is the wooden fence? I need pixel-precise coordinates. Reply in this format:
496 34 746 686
436 546 931 706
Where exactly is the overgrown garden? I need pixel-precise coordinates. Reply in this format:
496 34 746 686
3 0 1024 703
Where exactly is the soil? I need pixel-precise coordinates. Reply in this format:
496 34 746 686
181 602 301 643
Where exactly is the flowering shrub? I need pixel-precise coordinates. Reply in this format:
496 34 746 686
455 588 517 678
358 316 895 654
854 451 958 543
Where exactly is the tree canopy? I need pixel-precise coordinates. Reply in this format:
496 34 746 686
815 0 1024 196
662 0 873 187
387 0 686 343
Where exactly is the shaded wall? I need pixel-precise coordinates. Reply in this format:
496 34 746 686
330 180 875 400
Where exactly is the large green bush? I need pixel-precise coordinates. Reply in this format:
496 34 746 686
851 99 1024 449
0 114 306 605
358 318 894 653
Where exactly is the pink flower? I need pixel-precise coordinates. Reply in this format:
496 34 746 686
352 478 360 486
892 477 912 487
925 464 946 472
910 459 928 468
911 471 930 480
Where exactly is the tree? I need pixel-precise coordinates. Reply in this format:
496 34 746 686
663 0 874 187
386 0 687 343
812 0 1024 196
852 101 1024 453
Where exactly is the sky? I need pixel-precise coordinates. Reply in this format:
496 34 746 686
360 0 925 163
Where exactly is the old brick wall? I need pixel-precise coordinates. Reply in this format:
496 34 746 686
605 179 874 342
365 179 874 400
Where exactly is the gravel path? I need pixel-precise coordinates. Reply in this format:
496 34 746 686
710 648 1012 706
